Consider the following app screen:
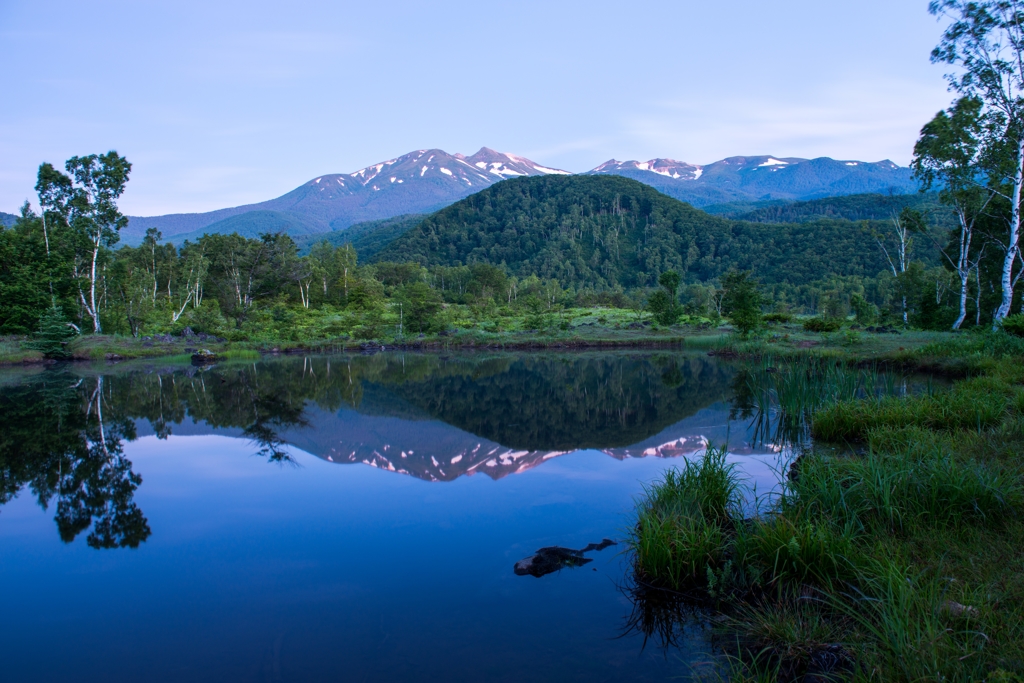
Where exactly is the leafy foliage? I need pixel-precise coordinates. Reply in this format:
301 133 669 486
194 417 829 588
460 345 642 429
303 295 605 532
721 271 764 336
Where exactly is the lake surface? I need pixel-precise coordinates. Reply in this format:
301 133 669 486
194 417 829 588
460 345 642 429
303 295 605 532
0 351 794 682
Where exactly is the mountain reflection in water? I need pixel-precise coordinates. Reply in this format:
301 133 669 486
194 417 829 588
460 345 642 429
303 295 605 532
0 352 928 682
1 352 784 548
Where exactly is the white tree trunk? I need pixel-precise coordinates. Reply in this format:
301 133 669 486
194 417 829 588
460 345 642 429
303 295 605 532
995 137 1024 327
81 235 102 333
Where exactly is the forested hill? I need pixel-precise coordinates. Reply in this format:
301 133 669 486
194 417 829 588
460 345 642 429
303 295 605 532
0 212 16 228
713 192 949 225
294 214 425 260
372 175 935 290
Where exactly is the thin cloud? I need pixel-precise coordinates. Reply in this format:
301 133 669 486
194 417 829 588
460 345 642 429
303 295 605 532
623 78 952 165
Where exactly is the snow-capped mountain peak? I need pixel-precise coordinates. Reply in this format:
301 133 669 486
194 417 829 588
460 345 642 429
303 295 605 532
591 157 703 181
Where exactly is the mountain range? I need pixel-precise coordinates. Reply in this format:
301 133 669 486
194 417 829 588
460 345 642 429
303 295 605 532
590 156 913 207
124 147 568 244
116 148 918 245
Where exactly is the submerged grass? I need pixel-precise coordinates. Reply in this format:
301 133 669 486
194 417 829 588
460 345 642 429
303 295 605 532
741 356 910 446
629 355 1024 682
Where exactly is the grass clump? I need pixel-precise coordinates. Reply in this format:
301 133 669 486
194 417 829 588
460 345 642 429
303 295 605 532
629 446 741 590
790 449 1018 534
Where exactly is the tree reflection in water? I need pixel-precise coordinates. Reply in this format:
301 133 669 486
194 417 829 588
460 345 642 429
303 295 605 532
1 352 740 548
0 372 150 548
0 362 317 547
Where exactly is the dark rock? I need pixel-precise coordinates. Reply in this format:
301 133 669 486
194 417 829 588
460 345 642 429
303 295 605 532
104 353 123 362
191 349 217 365
942 600 980 618
514 539 616 578
181 326 197 339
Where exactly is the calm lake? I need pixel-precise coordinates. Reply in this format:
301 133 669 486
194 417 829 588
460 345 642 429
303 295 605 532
0 351 801 682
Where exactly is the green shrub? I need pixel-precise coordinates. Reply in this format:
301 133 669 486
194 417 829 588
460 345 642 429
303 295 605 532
763 312 793 324
171 300 230 337
802 317 841 333
1000 313 1024 337
722 270 764 337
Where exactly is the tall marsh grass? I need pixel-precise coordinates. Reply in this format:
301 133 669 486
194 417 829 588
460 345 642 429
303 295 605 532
741 356 908 446
631 358 1024 681
812 374 1021 442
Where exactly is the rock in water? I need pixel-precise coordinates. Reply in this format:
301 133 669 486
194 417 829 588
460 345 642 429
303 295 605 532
513 539 616 578
191 349 217 366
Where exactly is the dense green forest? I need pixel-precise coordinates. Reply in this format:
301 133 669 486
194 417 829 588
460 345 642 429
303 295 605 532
373 176 941 289
293 213 425 260
0 154 1009 344
710 191 950 225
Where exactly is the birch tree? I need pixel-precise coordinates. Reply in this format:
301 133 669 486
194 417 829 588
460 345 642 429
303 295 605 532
171 242 209 323
930 0 1024 325
913 96 992 328
868 206 926 325
34 152 131 333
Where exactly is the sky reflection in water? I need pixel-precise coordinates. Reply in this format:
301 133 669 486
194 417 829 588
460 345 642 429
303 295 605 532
0 352 790 682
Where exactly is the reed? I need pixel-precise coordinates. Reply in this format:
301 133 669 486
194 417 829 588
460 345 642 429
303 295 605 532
744 357 906 446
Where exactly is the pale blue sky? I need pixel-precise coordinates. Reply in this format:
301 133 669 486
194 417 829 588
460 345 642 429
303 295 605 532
0 0 953 216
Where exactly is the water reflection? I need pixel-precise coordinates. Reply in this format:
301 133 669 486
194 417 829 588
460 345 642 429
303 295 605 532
0 374 150 548
730 357 916 447
0 352 783 548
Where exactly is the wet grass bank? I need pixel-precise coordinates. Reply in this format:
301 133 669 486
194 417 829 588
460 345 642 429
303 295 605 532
0 320 955 367
627 356 1024 681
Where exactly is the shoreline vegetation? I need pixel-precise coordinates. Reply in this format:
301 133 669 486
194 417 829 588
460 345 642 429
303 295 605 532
0 317 962 368
626 333 1024 682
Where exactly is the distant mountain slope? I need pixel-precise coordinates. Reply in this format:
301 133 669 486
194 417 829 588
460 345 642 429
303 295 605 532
704 192 948 224
0 212 17 228
167 210 323 244
374 175 937 289
123 148 569 245
589 155 918 207
293 214 425 259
